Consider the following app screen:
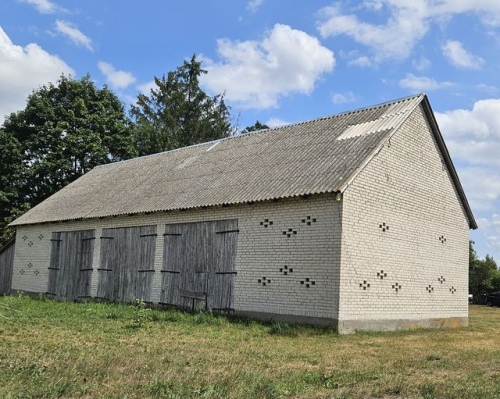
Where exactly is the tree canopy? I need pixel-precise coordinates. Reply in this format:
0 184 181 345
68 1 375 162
469 241 500 298
242 120 270 133
130 55 233 156
0 74 136 245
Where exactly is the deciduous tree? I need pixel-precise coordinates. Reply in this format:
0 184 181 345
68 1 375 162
0 74 136 245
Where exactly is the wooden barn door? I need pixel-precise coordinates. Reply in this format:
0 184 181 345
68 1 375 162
47 230 95 300
209 220 238 311
160 220 238 311
97 225 156 303
0 240 15 295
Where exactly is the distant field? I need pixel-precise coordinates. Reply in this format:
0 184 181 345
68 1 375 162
0 296 499 399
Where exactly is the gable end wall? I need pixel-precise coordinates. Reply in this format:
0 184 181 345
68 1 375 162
339 104 469 333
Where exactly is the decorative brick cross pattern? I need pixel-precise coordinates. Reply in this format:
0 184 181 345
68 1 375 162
379 222 389 232
426 285 434 293
34 270 40 276
438 276 446 284
27 263 33 268
27 241 34 247
279 265 293 275
300 278 316 288
392 283 402 292
359 280 370 290
377 270 387 279
38 234 44 240
301 216 317 226
282 228 297 238
260 219 273 228
449 286 457 294
22 235 27 241
439 235 447 244
20 269 25 275
257 277 271 286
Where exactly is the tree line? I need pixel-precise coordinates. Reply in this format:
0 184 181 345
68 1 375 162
0 55 268 246
469 241 500 299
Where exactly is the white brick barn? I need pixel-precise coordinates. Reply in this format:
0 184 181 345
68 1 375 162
8 94 476 333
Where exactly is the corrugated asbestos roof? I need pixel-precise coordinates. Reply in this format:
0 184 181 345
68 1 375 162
10 94 477 228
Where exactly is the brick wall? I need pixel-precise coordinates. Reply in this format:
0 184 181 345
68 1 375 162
12 194 342 320
339 104 470 332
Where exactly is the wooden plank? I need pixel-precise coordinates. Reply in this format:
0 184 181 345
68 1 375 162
0 241 15 295
47 232 61 298
97 228 115 301
160 224 183 306
179 289 206 301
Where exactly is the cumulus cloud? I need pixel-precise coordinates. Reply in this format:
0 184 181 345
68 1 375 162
0 26 74 123
18 0 61 14
266 117 289 127
432 0 500 26
247 0 264 13
436 99 500 214
317 2 429 63
55 20 93 51
317 1 500 64
331 91 357 105
412 56 431 71
442 40 484 69
201 24 335 109
478 214 500 249
98 62 136 89
399 73 453 91
436 99 500 255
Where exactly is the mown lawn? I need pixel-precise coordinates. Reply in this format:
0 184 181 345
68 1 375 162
0 296 499 399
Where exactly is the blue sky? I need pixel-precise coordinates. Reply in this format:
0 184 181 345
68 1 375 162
1 0 499 261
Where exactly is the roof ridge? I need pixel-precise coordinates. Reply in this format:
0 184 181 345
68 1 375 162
95 93 426 170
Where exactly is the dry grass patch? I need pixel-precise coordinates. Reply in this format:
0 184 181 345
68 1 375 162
1 297 499 398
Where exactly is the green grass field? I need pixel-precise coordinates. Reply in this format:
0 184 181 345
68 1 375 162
1 295 499 399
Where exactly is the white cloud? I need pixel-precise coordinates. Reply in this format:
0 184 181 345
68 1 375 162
55 20 93 51
399 73 453 91
98 62 136 89
360 0 383 11
0 26 74 123
431 1 500 26
435 99 500 215
137 81 156 95
442 40 484 69
266 117 289 127
331 91 357 105
19 0 60 14
201 24 335 109
317 2 429 63
247 0 264 13
412 56 431 71
348 56 372 67
457 167 500 212
476 84 499 95
317 1 500 64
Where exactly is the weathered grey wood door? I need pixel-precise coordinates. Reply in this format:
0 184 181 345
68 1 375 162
97 225 156 303
0 240 14 295
48 230 95 300
160 219 238 311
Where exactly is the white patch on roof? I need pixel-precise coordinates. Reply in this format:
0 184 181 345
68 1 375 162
337 95 422 140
